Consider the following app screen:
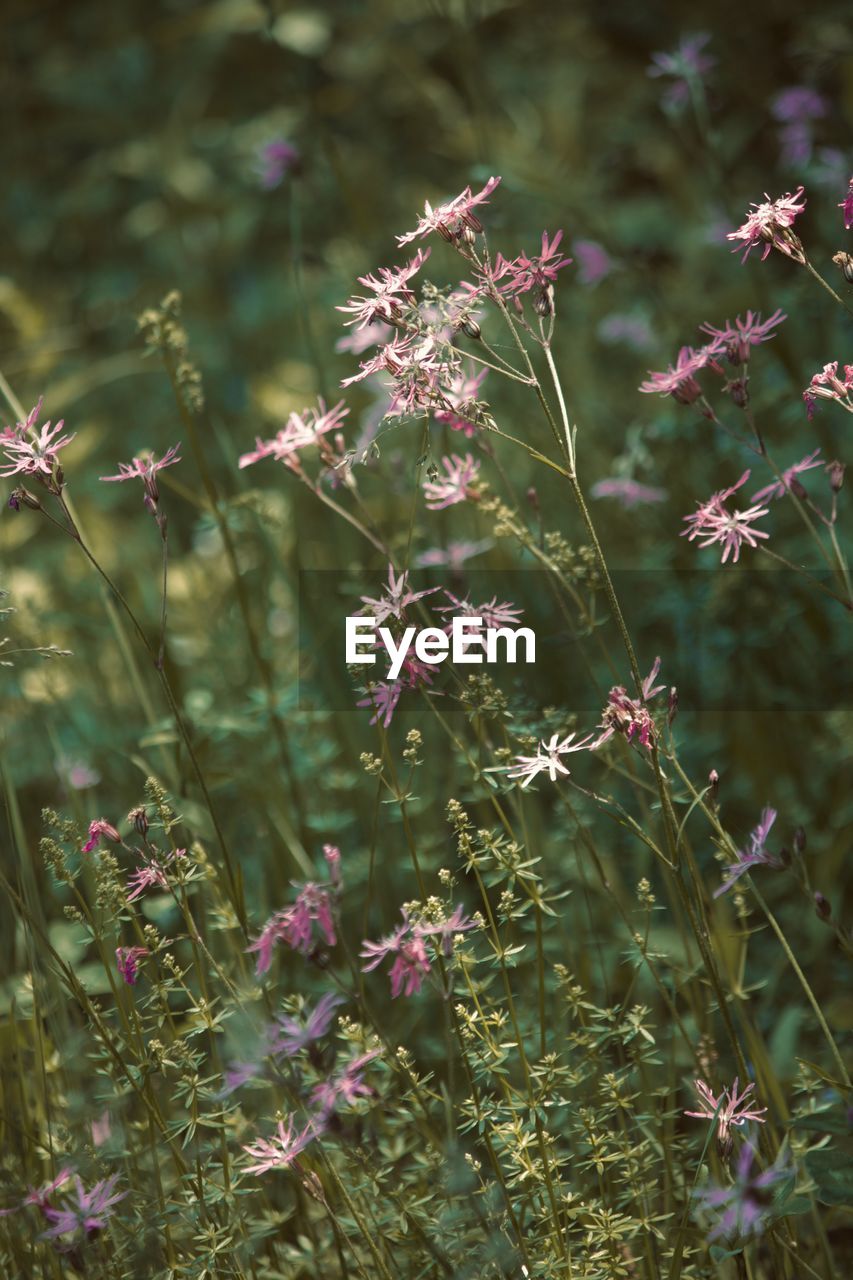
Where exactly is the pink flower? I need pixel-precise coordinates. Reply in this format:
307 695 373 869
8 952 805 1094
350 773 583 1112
751 449 823 503
242 1116 319 1175
311 1049 382 1115
802 360 853 419
126 848 185 903
397 176 501 246
571 238 613 285
423 453 481 509
639 345 714 405
323 843 341 887
647 32 715 110
258 139 299 189
595 658 666 752
727 187 807 264
356 679 404 728
82 818 121 853
335 319 394 356
338 249 430 329
437 590 523 634
771 87 826 124
699 310 786 364
839 176 853 230
486 230 572 301
360 564 440 625
0 399 75 482
417 905 477 956
714 806 783 897
91 1111 111 1148
432 366 489 436
239 401 349 471
414 538 492 569
247 884 336 975
361 912 432 997
685 1077 767 1153
100 445 181 512
41 1174 126 1240
22 1167 75 1212
116 946 148 985
591 477 668 507
682 471 770 564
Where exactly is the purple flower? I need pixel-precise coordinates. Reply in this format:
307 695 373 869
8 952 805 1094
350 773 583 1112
597 313 655 352
771 87 827 123
682 471 770 565
271 992 346 1057
647 33 715 110
699 310 786 365
0 399 75 484
397 176 501 246
571 238 613 285
116 946 148 985
242 1116 319 1175
41 1174 126 1240
685 1078 767 1153
694 1141 791 1242
422 453 481 510
714 807 783 898
356 679 404 729
591 477 668 508
258 140 300 190
727 188 807 264
751 449 823 503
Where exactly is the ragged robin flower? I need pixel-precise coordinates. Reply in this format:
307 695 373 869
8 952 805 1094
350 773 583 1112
727 186 806 264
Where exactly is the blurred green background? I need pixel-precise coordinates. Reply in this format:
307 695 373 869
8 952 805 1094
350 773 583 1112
2 0 851 966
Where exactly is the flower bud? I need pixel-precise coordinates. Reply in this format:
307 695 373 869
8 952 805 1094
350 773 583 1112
832 251 853 284
668 686 679 725
726 377 750 409
827 460 845 493
533 284 555 316
457 315 481 340
128 806 149 836
793 826 806 856
708 769 719 803
789 476 807 501
814 891 832 922
526 486 539 513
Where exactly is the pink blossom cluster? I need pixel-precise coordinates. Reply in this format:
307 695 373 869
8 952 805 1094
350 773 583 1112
802 361 853 419
596 656 668 752
1 1166 126 1245
248 881 338 975
639 311 785 407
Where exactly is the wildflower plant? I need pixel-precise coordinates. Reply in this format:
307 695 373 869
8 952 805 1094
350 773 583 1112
3 24 852 1280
